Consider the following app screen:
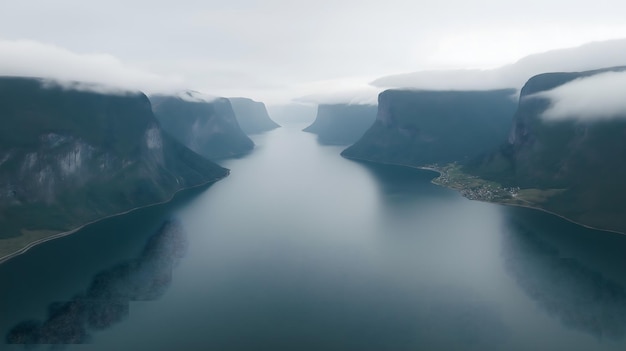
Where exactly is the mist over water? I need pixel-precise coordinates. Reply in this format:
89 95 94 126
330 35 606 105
1 122 626 350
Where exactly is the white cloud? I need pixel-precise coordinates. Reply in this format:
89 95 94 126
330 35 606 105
266 103 318 125
294 89 379 106
423 26 626 70
40 79 139 96
371 69 504 91
292 79 381 105
4 2 626 104
175 90 220 103
372 39 626 91
0 39 184 94
534 71 626 121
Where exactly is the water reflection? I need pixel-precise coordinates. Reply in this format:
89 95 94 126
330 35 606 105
354 161 439 193
6 219 186 346
502 211 626 339
348 160 457 209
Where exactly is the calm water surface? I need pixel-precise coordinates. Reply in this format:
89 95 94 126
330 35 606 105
1 123 626 350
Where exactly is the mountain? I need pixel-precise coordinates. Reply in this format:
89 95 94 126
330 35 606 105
372 39 626 91
0 77 228 258
466 67 626 233
303 104 377 145
229 97 280 135
341 89 517 166
150 92 254 160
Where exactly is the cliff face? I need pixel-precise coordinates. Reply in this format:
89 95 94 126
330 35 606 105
303 104 377 145
467 67 626 232
150 93 254 160
341 89 517 165
229 97 280 135
0 77 228 243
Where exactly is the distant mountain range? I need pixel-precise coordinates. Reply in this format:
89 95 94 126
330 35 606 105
229 97 280 135
150 93 254 160
267 104 317 125
303 104 377 145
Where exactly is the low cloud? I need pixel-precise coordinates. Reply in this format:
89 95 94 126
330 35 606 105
292 78 381 105
0 39 184 94
372 39 626 91
371 69 505 91
40 79 139 96
534 71 626 121
175 90 220 103
294 89 379 106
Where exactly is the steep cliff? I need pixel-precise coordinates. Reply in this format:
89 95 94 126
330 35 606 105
151 92 254 159
466 67 626 233
0 77 228 254
229 97 280 135
341 89 517 165
303 104 377 145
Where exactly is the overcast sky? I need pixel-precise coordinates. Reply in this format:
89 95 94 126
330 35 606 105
2 0 626 105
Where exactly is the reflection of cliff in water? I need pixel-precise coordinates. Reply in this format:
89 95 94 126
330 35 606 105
502 217 626 339
353 161 450 201
6 219 186 346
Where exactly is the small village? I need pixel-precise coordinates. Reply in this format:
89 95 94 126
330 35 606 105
423 163 520 203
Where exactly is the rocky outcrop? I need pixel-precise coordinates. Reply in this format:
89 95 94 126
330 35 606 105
151 92 254 159
229 97 280 135
0 77 228 247
342 89 517 165
303 104 377 145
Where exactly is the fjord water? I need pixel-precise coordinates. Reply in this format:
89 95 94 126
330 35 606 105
2 123 626 350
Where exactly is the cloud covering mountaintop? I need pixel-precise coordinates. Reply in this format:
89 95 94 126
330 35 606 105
371 39 626 91
3 1 626 104
370 40 626 120
534 70 626 121
0 40 184 94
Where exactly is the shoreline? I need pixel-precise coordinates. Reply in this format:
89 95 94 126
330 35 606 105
0 173 228 265
342 154 626 237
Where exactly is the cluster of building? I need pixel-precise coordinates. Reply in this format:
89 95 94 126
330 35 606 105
428 164 520 202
